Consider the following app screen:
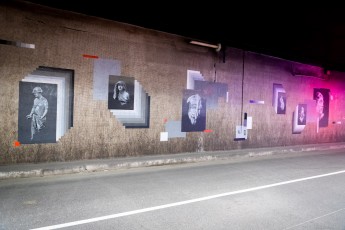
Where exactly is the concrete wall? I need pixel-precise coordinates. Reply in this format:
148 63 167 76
1 1 345 164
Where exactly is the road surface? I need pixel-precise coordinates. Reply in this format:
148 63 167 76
1 148 345 229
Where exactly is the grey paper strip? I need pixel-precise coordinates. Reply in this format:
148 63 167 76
93 59 121 100
0 39 35 49
165 120 186 138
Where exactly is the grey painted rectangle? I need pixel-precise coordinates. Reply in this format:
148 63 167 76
117 91 147 124
194 80 228 109
93 59 121 100
165 120 186 138
124 96 150 128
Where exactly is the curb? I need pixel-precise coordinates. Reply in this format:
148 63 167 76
1 143 345 180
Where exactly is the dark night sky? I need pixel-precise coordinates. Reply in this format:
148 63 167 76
21 1 345 72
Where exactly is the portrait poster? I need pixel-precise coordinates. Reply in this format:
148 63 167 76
293 104 307 134
181 89 206 132
18 82 57 144
273 83 286 114
23 75 64 140
108 75 135 110
297 104 307 125
277 92 286 114
313 88 330 128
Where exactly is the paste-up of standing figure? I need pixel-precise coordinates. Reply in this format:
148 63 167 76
187 94 202 125
279 95 285 111
316 91 324 120
26 87 48 140
113 80 130 105
299 106 305 123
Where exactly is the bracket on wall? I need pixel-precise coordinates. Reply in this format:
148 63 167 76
189 40 225 63
190 40 221 52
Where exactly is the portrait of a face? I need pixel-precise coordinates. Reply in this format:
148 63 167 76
113 80 129 106
293 104 307 133
298 104 307 125
181 89 206 132
315 91 324 120
313 88 330 128
187 94 202 125
108 76 134 110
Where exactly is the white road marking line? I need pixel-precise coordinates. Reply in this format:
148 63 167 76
31 169 345 230
283 207 345 229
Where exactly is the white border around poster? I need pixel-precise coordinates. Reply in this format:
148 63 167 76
22 76 63 141
274 87 286 113
187 70 204 90
26 75 67 135
111 81 141 118
293 104 306 133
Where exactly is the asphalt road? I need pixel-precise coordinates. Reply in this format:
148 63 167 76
1 148 345 230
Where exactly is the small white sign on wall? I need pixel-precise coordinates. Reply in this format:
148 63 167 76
160 132 168 141
247 116 253 129
235 126 247 139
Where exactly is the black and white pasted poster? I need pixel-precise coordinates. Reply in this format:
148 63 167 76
273 83 286 114
297 103 307 125
313 88 330 128
18 82 57 144
181 89 206 132
292 103 307 134
108 75 135 110
277 92 286 114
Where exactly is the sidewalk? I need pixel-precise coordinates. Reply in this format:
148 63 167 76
1 142 345 180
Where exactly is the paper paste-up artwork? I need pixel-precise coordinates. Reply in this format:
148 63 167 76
293 104 307 134
18 66 74 144
273 83 286 114
18 82 57 144
181 89 206 132
314 88 330 129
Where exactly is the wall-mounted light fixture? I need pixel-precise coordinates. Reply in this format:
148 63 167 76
190 40 221 52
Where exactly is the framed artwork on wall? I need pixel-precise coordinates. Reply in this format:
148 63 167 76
108 75 135 110
313 88 330 128
18 82 57 144
181 89 206 132
277 92 286 114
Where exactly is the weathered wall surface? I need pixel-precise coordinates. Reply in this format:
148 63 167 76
1 1 345 164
